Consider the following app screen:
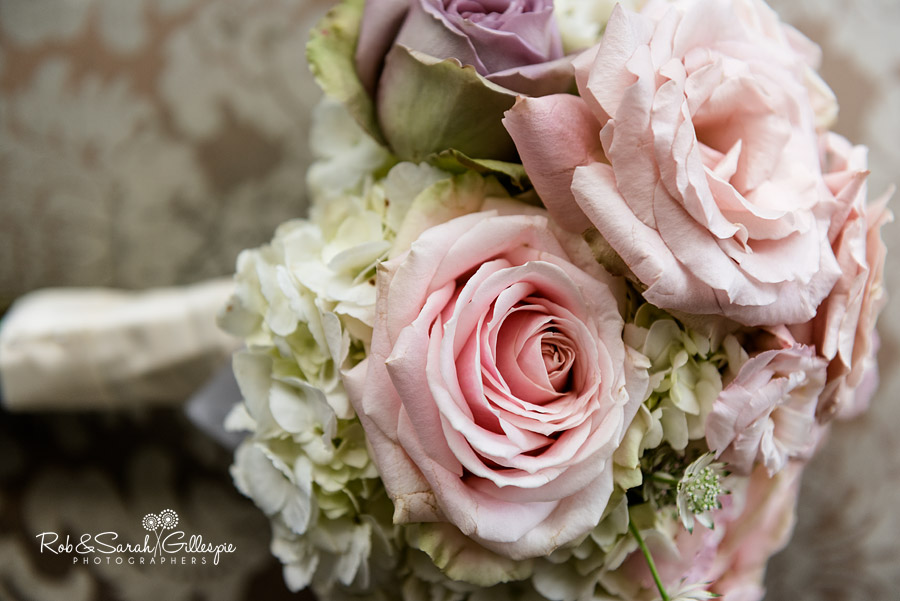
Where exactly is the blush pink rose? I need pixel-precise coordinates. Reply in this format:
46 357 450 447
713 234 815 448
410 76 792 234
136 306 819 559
789 133 892 421
612 516 725 598
705 344 826 476
709 461 803 600
619 462 803 601
504 0 843 326
345 211 648 559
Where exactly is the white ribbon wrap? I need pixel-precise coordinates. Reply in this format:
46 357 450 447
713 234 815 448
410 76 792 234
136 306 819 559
0 279 239 411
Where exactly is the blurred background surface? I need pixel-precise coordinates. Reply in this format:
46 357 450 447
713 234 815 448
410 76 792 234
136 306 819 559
1 0 898 599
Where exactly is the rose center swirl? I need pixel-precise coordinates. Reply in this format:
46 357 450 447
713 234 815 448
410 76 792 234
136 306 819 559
488 300 578 407
443 0 536 23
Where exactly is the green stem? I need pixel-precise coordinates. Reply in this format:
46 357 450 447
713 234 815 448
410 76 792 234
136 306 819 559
629 519 670 601
650 472 680 487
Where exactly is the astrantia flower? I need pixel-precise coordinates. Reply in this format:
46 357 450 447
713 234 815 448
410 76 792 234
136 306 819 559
676 453 726 533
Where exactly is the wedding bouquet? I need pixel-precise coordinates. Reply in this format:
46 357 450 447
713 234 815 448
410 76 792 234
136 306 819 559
218 0 891 599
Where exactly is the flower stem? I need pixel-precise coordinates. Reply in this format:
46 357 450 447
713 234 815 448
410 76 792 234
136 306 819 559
650 472 680 487
629 519 670 601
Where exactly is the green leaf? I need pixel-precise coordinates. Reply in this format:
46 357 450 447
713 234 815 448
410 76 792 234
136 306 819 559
306 0 384 144
429 148 531 192
378 45 519 162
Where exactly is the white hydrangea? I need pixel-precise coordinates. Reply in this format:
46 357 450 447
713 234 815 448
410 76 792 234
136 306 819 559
306 99 392 202
226 347 385 592
614 305 734 490
553 0 645 53
220 98 461 597
270 504 399 596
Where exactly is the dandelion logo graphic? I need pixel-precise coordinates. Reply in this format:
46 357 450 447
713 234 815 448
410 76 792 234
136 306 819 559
159 509 178 529
142 513 160 530
142 509 179 556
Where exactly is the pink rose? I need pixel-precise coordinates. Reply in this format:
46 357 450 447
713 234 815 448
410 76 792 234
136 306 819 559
790 133 892 421
622 463 803 601
345 211 648 559
504 0 842 326
705 344 826 476
612 461 802 601
613 518 724 597
710 462 803 600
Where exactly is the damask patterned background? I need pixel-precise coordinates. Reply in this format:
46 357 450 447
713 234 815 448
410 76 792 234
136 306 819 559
0 0 329 308
0 0 898 599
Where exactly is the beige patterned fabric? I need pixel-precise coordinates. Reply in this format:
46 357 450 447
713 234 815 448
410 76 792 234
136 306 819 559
0 1 329 598
0 0 898 599
0 0 331 309
763 2 900 599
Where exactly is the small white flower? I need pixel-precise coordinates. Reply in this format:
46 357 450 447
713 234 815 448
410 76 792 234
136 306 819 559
231 441 314 535
665 580 721 600
676 453 726 533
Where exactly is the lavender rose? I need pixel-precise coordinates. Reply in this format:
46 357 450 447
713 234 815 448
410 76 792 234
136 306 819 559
357 0 569 95
352 0 574 160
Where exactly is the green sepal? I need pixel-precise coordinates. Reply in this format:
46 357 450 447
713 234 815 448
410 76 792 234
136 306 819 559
306 0 385 144
378 45 519 162
406 522 534 587
429 148 531 192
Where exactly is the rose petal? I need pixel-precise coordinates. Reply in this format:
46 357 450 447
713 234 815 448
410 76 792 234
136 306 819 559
503 94 602 232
